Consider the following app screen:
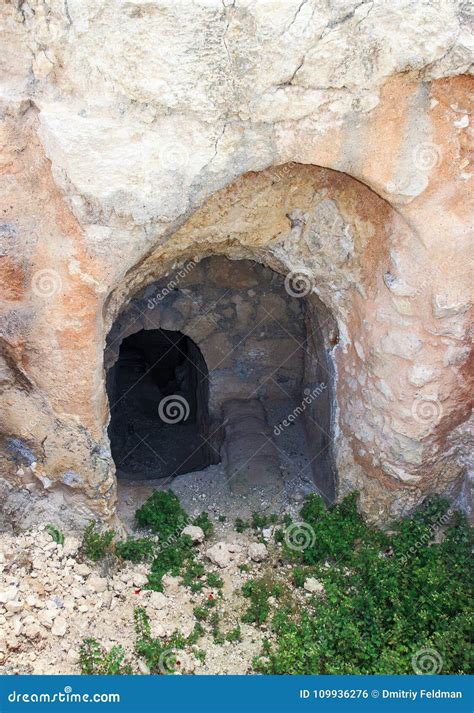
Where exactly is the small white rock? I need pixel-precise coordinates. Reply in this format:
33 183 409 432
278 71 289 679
206 542 231 568
67 649 80 664
75 563 91 577
248 543 268 562
63 536 80 556
0 587 18 604
303 577 324 594
149 591 168 609
51 616 68 637
5 600 22 613
87 575 108 593
182 525 205 544
162 575 181 594
131 573 148 588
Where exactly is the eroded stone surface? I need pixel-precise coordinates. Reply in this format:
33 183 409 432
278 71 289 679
0 1 472 526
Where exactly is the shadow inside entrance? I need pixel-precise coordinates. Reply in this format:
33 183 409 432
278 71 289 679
107 328 217 481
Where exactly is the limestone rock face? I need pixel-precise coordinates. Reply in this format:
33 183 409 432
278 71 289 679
0 1 472 526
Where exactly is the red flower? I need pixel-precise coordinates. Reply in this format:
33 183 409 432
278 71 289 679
134 588 141 595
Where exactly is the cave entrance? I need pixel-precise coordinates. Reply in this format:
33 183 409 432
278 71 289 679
107 328 216 480
105 256 337 512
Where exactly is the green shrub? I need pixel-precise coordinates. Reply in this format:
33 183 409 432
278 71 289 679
242 577 285 625
46 524 64 545
135 490 188 539
235 517 249 533
79 638 131 675
187 623 205 645
193 606 209 621
147 535 194 592
292 566 307 588
226 625 242 642
115 537 155 563
251 512 278 529
209 611 224 644
181 558 206 592
256 494 473 674
81 522 115 561
134 607 185 674
206 572 224 589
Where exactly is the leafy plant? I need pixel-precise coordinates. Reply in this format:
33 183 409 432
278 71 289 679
134 607 185 674
206 572 224 589
79 638 131 675
46 524 64 545
193 605 209 621
187 623 205 645
81 522 115 561
209 612 224 644
115 537 155 563
256 494 473 674
242 577 285 625
181 558 206 592
135 490 188 540
226 625 242 642
251 512 278 529
235 517 249 533
147 535 194 592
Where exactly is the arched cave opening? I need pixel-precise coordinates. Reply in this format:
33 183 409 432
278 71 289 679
107 328 217 480
105 256 336 513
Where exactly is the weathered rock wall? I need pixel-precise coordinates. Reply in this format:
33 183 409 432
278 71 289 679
0 0 472 527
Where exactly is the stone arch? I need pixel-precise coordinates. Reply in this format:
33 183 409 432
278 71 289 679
1 156 470 530
95 161 466 525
